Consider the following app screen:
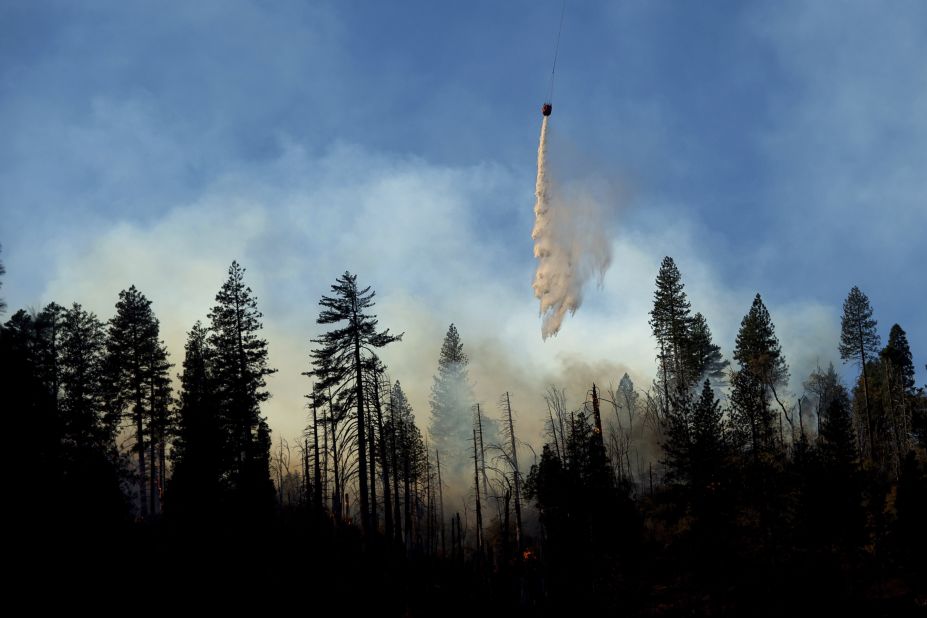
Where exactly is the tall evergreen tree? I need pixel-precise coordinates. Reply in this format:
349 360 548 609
649 257 693 407
60 303 112 448
390 380 425 548
308 272 401 534
3 308 63 522
429 323 474 477
839 286 880 459
107 286 169 517
878 324 917 471
690 379 727 492
730 293 789 457
59 303 124 523
168 321 223 521
687 312 729 384
207 261 276 519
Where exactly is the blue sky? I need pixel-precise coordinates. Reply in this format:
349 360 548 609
2 1 925 442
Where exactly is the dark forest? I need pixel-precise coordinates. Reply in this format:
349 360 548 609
3 252 925 615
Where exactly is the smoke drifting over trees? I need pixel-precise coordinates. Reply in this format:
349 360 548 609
3 252 927 614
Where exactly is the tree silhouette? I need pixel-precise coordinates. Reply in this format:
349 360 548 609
207 261 276 521
429 323 473 477
106 286 170 517
839 286 880 459
730 293 788 458
308 272 401 534
168 321 223 523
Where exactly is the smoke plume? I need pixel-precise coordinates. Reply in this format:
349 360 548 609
532 116 614 339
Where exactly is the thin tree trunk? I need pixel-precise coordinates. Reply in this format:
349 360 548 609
472 429 483 557
312 403 322 509
352 316 370 534
373 375 393 542
403 418 413 552
505 392 523 552
368 397 378 534
389 394 402 545
331 416 342 521
859 333 874 461
476 404 490 501
436 449 445 556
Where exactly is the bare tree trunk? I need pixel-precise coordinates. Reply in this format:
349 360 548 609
373 375 393 542
475 404 490 501
331 415 342 521
504 392 523 552
472 429 483 557
436 449 445 556
352 322 370 534
424 448 432 554
149 379 158 516
368 397 378 534
389 394 402 545
858 333 874 461
312 403 322 509
323 392 331 514
303 437 310 506
591 383 604 443
403 418 412 552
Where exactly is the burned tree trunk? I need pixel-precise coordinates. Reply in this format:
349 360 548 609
504 392 523 553
473 428 484 557
312 401 322 509
436 448 445 556
373 375 393 541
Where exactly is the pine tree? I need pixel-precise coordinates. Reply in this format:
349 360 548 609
815 386 864 548
686 312 729 384
60 303 112 449
3 308 63 522
169 321 223 521
390 380 425 548
308 272 401 534
107 286 169 517
59 303 124 523
879 324 916 472
207 261 276 519
730 293 789 458
649 257 693 407
839 286 880 460
690 379 726 491
429 323 474 478
882 324 915 394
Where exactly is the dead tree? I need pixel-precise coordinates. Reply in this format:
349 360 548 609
436 449 446 556
504 392 523 552
472 428 484 557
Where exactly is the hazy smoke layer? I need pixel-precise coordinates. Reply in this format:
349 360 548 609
532 116 613 339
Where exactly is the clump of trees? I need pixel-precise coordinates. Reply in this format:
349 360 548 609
2 250 925 614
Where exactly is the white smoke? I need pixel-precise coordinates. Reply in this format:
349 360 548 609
532 116 615 339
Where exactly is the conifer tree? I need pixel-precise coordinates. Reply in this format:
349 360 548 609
60 303 112 449
308 271 401 534
839 286 880 459
649 257 693 407
687 312 729 384
107 286 169 517
429 323 473 477
59 303 124 522
730 293 788 457
207 261 276 518
690 379 726 490
169 321 223 520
